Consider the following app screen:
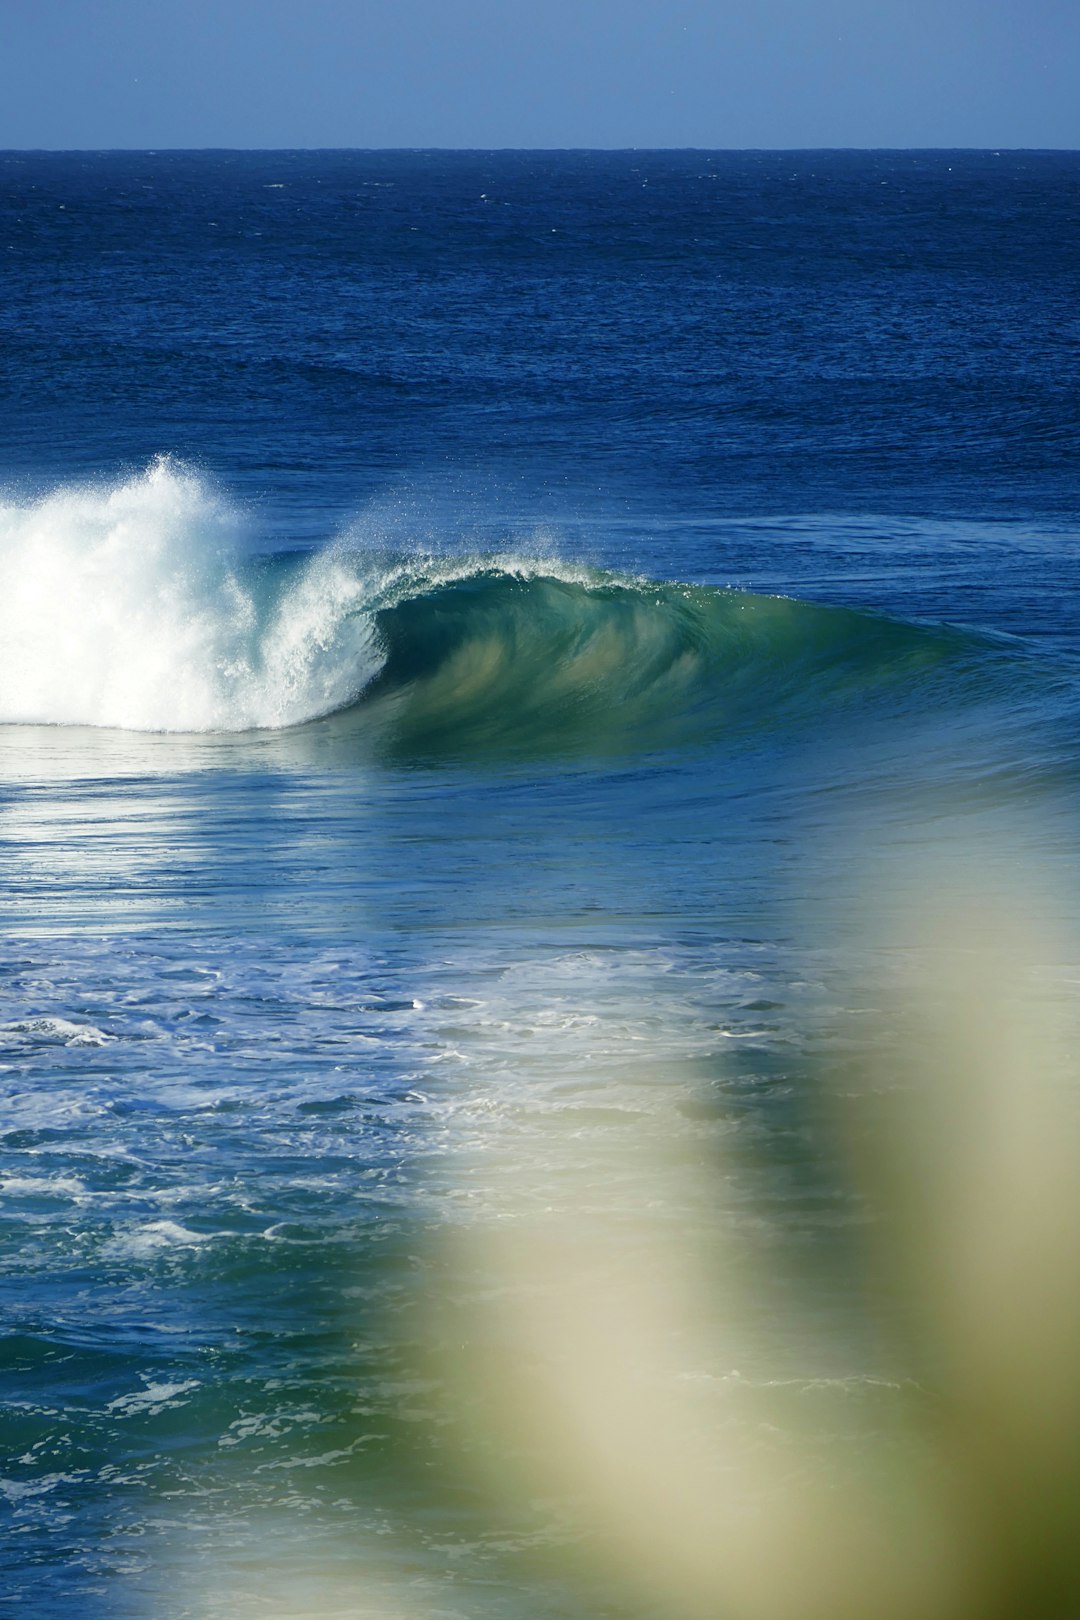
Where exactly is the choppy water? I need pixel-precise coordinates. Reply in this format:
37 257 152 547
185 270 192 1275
2 151 1080 1619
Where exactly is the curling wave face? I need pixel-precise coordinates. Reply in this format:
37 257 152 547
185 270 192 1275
0 463 989 754
360 570 977 759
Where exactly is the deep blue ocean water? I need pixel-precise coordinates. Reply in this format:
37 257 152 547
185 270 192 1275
2 150 1080 1618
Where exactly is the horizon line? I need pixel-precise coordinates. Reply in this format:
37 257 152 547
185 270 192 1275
2 144 1078 156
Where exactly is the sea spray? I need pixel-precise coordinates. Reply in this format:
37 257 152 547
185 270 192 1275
0 461 383 731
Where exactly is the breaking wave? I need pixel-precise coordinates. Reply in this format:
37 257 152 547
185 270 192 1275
0 463 993 753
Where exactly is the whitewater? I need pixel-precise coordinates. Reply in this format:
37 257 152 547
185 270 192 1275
0 461 385 730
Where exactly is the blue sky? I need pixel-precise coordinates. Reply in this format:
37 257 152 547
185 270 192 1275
1 0 1077 149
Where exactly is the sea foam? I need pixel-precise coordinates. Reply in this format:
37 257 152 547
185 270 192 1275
0 462 383 732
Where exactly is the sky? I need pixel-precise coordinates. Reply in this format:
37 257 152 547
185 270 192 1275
0 0 1077 150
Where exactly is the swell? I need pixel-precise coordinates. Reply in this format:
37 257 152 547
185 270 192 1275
0 463 1012 756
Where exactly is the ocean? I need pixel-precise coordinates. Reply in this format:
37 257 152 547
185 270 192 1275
2 149 1080 1619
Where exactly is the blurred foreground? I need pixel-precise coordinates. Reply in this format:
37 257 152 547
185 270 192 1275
174 849 1080 1620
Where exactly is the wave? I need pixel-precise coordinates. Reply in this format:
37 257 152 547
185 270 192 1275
0 463 992 755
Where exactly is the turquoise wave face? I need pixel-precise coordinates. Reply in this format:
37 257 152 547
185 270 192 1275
334 568 995 761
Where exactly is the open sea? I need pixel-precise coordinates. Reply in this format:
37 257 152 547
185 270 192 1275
2 150 1080 1619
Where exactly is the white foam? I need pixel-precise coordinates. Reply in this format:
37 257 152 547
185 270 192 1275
0 1015 112 1046
0 1172 87 1197
103 1219 210 1257
0 461 384 732
107 1379 201 1417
